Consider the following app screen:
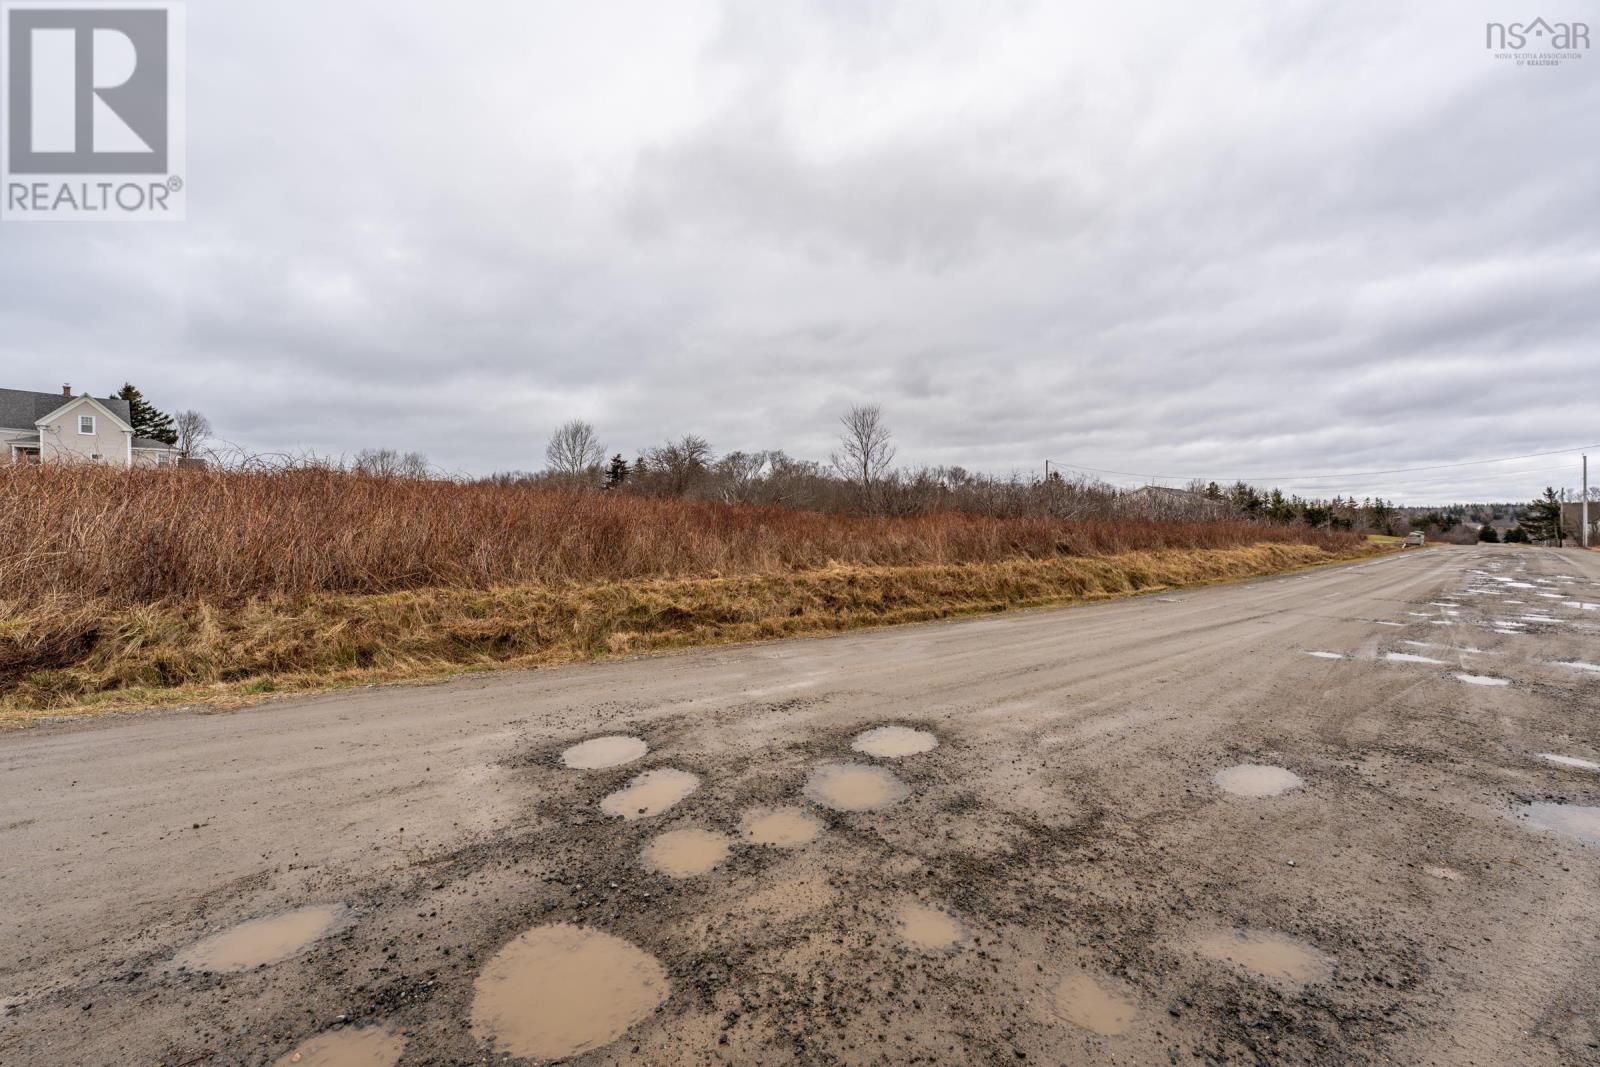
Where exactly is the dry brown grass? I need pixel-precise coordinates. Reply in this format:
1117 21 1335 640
1 542 1377 727
0 465 1377 724
0 465 1360 604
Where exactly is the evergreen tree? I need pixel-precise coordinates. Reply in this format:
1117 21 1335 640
604 453 630 490
1521 487 1565 545
115 383 178 444
1503 526 1530 544
1477 525 1500 543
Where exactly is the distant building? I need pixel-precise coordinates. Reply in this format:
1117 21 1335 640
2 384 180 467
1124 484 1230 518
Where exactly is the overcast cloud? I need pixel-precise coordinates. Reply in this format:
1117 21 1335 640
2 0 1596 502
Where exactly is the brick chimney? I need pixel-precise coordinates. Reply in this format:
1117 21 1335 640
62 382 72 396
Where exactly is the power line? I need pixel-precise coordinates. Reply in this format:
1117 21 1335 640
1045 443 1600 486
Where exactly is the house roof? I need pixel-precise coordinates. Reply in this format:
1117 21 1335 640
0 387 135 431
133 436 178 450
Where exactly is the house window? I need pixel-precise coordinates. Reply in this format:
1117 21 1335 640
157 452 171 467
78 414 95 435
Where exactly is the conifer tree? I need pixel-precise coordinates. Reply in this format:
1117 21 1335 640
115 383 178 444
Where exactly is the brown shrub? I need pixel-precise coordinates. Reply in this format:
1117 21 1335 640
0 464 1361 606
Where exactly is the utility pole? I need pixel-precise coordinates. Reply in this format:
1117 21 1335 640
1584 454 1590 549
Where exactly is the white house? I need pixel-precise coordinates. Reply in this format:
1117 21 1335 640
2 384 181 467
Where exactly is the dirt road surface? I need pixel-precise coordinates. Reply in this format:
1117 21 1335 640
3 546 1598 1066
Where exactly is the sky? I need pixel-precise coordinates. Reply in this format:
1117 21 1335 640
2 0 1597 503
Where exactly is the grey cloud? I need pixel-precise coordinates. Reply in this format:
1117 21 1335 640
1 0 1595 502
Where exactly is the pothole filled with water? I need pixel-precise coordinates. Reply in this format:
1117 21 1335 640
641 827 732 878
803 763 909 812
562 735 649 770
175 904 347 972
1195 930 1331 986
1517 803 1600 845
1213 764 1304 798
740 806 823 848
851 725 938 758
895 902 964 952
271 1026 406 1067
1301 650 1345 660
1384 652 1444 665
1454 673 1509 687
1053 975 1137 1036
471 924 669 1060
1538 754 1600 772
600 768 700 820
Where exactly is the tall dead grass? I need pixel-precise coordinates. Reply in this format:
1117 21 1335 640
0 466 1377 720
0 465 1359 605
2 543 1374 723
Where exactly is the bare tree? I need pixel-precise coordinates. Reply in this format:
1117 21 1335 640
645 435 715 496
545 420 606 483
173 409 212 459
830 404 896 495
353 448 431 478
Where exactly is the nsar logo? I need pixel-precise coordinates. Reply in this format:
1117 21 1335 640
1485 17 1590 67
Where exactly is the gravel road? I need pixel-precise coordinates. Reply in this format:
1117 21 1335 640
2 545 1598 1065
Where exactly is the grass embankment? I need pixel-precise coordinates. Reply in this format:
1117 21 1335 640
1 542 1376 727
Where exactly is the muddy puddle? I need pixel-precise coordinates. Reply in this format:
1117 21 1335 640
271 1026 406 1067
803 763 909 812
1538 754 1600 772
1213 764 1303 798
1517 803 1600 845
175 904 346 972
1454 673 1509 687
895 901 965 952
562 735 649 770
601 768 700 820
1553 660 1600 673
1385 652 1444 665
851 725 938 758
1053 974 1137 1036
641 827 731 877
740 806 823 847
1301 650 1345 660
1195 929 1331 986
471 924 669 1059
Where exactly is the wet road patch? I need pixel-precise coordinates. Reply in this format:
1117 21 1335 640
1538 754 1600 772
1454 673 1508 687
1213 764 1304 798
601 768 700 820
270 1025 406 1067
740 806 823 847
803 763 909 812
895 901 965 952
1384 652 1444 665
175 904 347 972
641 827 732 878
1052 974 1137 1036
1516 803 1600 845
851 725 938 758
562 735 649 770
1194 929 1331 986
471 924 669 1059
1301 650 1345 660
